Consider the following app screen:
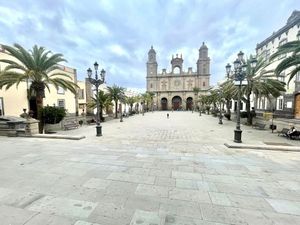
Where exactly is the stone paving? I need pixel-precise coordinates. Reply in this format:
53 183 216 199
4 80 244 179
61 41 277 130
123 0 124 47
0 111 300 225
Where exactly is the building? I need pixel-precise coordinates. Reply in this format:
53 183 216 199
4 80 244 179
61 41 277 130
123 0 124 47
146 43 211 110
255 10 300 118
0 44 89 117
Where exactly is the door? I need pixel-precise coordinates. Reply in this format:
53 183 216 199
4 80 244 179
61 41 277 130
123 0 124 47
294 94 300 118
172 96 182 110
161 98 168 110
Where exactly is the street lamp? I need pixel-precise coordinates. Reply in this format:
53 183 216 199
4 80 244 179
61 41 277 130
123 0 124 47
226 51 257 143
87 62 106 136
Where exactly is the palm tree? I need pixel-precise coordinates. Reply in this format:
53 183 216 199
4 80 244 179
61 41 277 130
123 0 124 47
0 44 78 133
126 96 137 114
269 39 300 84
146 91 155 111
107 85 125 118
219 81 237 120
241 57 286 125
87 90 112 121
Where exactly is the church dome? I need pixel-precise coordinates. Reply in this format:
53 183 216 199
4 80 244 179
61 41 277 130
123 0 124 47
200 42 208 50
148 45 156 54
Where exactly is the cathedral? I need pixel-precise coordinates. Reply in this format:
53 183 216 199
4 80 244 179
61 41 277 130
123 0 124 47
146 43 211 110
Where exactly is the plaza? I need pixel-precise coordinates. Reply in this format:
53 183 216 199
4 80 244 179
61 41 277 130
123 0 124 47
1 112 300 225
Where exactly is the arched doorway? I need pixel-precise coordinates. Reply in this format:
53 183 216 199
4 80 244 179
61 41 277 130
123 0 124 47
186 97 193 110
172 96 182 110
295 94 300 118
161 98 168 110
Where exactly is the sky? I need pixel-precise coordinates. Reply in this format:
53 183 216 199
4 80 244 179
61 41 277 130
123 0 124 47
0 0 299 93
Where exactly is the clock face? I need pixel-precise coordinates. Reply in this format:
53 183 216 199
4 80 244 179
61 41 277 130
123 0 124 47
149 54 154 60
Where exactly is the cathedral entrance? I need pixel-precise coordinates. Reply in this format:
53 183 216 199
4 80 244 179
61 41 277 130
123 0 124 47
161 98 168 110
186 97 193 110
172 96 182 110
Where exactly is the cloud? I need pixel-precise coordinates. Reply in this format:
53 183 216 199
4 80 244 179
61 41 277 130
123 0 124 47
0 0 298 91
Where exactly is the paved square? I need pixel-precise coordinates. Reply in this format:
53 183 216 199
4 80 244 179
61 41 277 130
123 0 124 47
1 112 300 224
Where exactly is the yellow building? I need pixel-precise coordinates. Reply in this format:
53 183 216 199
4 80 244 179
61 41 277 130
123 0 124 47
0 44 89 117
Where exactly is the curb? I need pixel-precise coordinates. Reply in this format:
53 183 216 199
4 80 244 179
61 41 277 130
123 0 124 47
224 143 300 152
30 134 86 140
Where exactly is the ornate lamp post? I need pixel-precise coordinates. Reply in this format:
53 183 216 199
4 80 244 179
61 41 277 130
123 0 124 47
226 51 257 143
87 62 105 137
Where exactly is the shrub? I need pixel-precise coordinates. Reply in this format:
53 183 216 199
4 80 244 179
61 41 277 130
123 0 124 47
42 106 66 124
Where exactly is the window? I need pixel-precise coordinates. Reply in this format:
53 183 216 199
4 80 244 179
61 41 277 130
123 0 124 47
150 83 153 88
264 49 270 61
78 89 84 99
296 72 300 82
203 81 205 87
57 99 65 108
278 39 287 59
57 86 65 94
278 98 283 110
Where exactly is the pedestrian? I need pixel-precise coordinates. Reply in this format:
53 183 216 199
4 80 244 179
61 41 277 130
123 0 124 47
167 113 169 119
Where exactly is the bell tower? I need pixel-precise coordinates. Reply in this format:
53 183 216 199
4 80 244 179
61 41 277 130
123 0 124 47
146 46 158 77
197 42 210 75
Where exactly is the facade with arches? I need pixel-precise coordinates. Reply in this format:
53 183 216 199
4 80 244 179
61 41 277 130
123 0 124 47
146 43 211 110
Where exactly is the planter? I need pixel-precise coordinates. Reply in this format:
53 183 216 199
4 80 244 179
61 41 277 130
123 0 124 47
44 123 61 133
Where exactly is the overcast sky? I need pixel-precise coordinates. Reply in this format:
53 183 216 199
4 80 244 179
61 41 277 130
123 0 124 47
0 0 299 92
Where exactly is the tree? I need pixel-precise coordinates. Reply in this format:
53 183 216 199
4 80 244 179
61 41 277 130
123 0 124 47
192 87 200 111
107 85 125 118
219 80 237 120
146 91 155 111
0 44 78 133
241 57 286 125
126 96 138 114
87 90 112 121
269 40 300 84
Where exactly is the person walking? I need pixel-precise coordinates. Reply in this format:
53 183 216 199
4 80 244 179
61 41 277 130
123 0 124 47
167 113 169 119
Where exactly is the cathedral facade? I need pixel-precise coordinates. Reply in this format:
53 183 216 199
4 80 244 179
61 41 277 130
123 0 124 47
146 43 211 110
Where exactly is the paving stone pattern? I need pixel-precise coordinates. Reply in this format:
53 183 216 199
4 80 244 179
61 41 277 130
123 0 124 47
0 112 300 224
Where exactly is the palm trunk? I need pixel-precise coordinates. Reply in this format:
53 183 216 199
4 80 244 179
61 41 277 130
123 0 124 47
246 94 252 125
36 95 44 134
115 100 118 118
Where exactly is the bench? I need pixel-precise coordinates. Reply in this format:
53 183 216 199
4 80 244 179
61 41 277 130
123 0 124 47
278 128 289 137
252 122 266 130
63 120 79 130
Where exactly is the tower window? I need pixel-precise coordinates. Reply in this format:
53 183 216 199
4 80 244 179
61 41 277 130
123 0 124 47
203 82 206 87
150 83 153 88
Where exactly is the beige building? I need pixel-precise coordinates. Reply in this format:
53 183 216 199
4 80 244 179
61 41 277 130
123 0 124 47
0 44 89 117
146 43 211 110
255 10 300 118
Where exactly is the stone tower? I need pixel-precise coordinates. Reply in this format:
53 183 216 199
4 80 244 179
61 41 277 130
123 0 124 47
146 46 158 77
197 42 210 75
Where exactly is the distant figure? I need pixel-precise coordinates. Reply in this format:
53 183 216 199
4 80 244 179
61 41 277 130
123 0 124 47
167 113 169 119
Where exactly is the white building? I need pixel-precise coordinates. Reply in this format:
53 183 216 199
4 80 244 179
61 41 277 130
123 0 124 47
255 10 300 118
